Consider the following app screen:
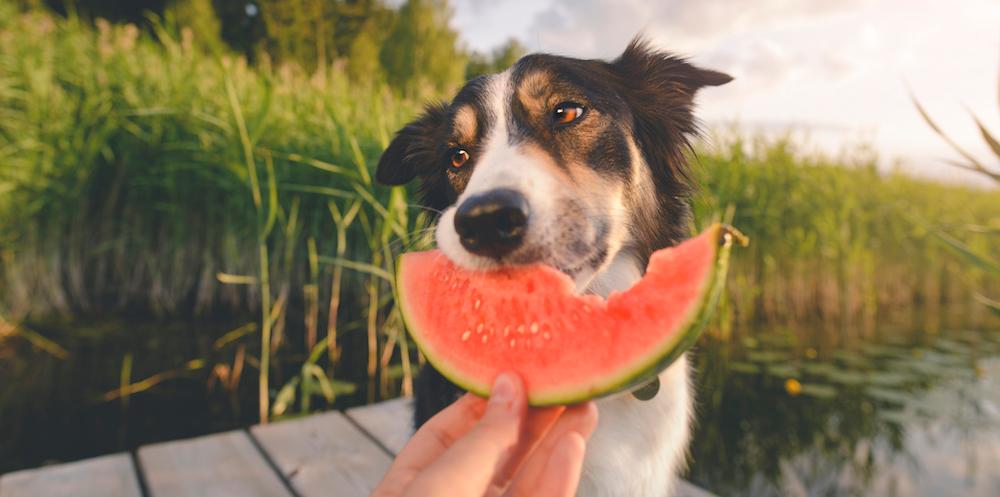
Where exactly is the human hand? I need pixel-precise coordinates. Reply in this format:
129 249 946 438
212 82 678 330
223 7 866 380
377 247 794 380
370 373 599 497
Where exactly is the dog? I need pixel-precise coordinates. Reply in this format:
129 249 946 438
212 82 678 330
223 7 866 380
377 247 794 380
375 38 731 497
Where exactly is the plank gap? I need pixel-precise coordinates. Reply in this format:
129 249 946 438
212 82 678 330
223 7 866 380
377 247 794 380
340 412 395 458
129 451 152 497
244 428 304 497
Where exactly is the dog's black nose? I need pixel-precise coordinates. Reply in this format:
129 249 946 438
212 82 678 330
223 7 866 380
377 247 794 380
454 189 529 258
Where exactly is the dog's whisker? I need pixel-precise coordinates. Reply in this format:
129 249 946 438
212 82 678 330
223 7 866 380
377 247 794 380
404 204 444 216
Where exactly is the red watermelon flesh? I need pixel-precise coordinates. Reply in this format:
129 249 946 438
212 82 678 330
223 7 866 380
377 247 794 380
397 223 741 405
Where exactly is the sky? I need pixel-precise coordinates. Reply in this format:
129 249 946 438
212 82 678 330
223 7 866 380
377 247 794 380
447 0 1000 186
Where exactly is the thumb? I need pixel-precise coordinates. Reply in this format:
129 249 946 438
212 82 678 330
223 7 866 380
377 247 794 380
404 373 525 495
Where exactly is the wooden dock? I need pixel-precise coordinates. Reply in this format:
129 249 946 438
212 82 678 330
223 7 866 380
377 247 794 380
0 397 716 497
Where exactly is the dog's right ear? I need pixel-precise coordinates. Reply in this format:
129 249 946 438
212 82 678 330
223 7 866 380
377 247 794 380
376 104 449 185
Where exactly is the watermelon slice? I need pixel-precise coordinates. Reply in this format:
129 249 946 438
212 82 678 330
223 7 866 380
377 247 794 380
397 223 743 406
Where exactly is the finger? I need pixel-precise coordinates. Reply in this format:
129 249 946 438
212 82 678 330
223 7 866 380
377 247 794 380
487 405 566 495
405 373 527 496
505 401 598 497
370 394 486 497
392 394 487 471
531 432 589 497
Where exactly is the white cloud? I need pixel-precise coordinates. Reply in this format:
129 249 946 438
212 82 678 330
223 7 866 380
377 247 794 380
449 0 1000 186
525 0 871 57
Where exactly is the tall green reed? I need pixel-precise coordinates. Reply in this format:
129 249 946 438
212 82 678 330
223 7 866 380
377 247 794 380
0 7 431 418
693 134 1000 337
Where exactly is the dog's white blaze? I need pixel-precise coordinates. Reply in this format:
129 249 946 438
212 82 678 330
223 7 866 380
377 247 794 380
436 69 565 273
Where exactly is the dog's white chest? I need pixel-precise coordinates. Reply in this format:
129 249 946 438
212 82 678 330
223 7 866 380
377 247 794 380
575 256 694 497
575 355 692 497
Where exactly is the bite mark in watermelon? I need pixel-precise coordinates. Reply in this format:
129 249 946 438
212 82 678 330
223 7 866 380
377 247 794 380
396 223 743 406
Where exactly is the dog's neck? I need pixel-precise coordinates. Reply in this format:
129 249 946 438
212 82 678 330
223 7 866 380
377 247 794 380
584 250 644 298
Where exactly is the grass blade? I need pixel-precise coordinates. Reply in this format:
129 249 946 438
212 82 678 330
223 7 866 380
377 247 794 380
970 112 1000 162
975 294 1000 318
931 229 1000 276
911 93 998 180
317 256 394 282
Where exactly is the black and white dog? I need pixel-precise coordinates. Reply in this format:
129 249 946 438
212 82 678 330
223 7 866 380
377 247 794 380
375 38 731 497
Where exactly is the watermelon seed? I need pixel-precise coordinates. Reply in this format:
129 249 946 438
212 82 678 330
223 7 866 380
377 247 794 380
530 322 539 334
542 332 551 340
481 335 488 343
474 299 481 310
503 326 511 337
509 339 516 348
516 324 525 334
461 330 472 342
476 323 484 333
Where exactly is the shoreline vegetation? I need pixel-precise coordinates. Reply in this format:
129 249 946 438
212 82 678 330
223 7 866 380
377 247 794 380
1 6 998 422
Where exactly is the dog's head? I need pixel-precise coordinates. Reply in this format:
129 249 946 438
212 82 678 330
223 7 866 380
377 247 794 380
377 38 730 291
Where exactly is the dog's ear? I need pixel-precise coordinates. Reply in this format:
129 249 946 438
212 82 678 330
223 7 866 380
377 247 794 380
376 104 449 185
609 37 731 191
612 37 732 97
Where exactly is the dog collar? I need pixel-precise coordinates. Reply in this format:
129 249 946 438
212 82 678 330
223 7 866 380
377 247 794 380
631 377 660 401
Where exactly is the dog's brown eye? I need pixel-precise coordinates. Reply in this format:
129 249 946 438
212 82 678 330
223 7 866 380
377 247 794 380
449 148 470 171
553 102 585 125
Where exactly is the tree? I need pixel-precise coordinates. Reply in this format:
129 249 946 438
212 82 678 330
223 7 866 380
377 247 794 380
255 0 335 72
466 38 525 79
380 0 467 96
346 15 388 83
164 0 224 53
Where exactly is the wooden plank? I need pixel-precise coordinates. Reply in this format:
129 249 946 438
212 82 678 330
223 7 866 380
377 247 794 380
0 453 141 497
344 396 414 455
138 430 292 497
250 411 391 497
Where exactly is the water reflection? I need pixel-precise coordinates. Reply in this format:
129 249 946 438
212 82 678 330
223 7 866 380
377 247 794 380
688 327 1000 497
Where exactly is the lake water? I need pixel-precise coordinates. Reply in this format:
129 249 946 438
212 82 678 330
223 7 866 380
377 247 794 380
687 324 1000 497
2 317 999 496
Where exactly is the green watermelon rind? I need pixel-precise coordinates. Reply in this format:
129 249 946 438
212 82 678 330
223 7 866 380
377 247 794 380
397 223 738 406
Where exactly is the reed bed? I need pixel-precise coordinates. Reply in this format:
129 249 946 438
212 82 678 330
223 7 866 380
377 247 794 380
693 136 1000 338
1 8 997 417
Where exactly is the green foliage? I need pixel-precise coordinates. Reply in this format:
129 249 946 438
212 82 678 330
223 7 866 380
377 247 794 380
692 135 1000 327
380 0 467 97
344 7 395 83
0 6 423 319
466 38 526 79
256 0 334 72
163 0 224 54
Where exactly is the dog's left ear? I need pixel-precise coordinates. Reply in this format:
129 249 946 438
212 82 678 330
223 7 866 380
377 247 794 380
376 104 449 186
609 37 732 190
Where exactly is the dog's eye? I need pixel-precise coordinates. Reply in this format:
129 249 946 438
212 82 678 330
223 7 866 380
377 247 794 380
448 148 470 171
553 102 585 125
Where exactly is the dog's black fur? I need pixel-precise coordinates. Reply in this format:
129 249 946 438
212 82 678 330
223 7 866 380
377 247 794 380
376 38 731 429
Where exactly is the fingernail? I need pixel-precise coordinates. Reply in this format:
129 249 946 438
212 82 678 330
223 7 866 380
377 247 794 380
490 373 515 405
